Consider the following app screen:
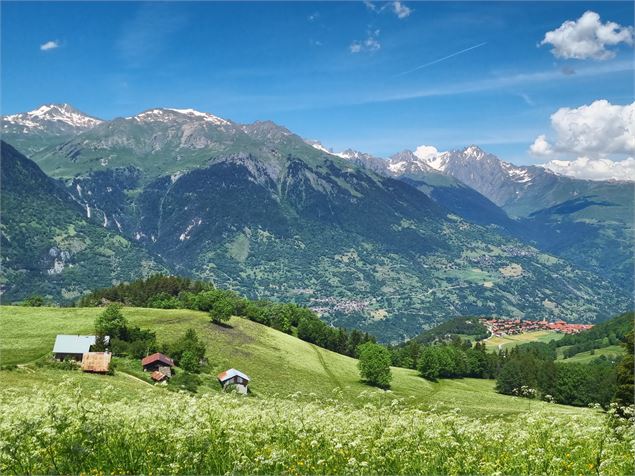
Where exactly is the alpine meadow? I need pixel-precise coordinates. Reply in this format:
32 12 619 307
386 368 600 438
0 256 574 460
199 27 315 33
1 2 634 476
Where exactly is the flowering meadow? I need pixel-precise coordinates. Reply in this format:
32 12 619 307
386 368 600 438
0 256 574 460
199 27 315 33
1 381 633 475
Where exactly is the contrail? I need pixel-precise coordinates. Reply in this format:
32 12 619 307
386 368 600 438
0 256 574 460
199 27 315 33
395 42 488 77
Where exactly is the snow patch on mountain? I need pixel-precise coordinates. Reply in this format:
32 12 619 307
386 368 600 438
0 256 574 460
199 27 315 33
129 108 230 126
2 104 103 132
307 140 334 155
166 108 230 125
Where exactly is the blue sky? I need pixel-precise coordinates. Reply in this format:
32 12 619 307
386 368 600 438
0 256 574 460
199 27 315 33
2 1 633 164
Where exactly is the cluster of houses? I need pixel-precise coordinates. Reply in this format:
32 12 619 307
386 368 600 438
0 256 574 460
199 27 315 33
480 318 593 337
52 334 250 393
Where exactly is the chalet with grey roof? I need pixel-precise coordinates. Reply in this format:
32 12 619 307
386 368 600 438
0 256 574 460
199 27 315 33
218 368 250 394
52 335 108 361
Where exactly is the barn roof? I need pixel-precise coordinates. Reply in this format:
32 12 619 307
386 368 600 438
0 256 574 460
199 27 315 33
53 335 102 354
141 352 175 367
217 368 250 383
81 352 111 373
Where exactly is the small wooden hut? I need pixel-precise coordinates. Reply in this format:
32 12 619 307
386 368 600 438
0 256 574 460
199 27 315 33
81 352 112 373
217 368 250 394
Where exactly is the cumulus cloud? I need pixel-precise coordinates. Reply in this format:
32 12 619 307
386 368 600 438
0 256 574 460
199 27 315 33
530 135 553 156
532 100 635 180
540 11 633 60
392 2 412 19
40 40 60 51
413 145 440 161
542 157 635 181
350 29 381 54
536 100 635 156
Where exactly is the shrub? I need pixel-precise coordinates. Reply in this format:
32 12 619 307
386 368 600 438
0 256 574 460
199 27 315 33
180 351 200 373
22 295 45 307
95 304 128 340
357 342 392 389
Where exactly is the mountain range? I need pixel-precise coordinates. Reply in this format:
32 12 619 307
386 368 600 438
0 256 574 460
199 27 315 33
310 140 634 292
1 104 632 341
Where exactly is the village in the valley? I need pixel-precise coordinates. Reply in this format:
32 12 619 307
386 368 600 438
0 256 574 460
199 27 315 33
480 318 593 337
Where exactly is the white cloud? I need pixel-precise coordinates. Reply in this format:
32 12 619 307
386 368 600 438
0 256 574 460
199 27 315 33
530 134 553 156
413 145 439 161
532 100 635 157
392 2 412 19
363 1 378 12
533 99 635 181
40 40 60 51
540 11 633 60
364 1 411 19
542 157 635 181
350 29 381 54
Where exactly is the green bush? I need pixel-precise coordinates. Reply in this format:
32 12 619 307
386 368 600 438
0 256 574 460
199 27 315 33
357 342 392 389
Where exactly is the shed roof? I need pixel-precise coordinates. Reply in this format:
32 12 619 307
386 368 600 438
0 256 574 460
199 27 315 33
217 368 250 383
53 335 101 354
81 352 111 373
141 352 175 367
151 371 168 382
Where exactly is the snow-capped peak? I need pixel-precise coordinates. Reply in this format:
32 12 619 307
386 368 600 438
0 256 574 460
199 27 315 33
2 103 103 132
165 108 230 125
129 108 230 125
387 149 436 174
463 145 486 160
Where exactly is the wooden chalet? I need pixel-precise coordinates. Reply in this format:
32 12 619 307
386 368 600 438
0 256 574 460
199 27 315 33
141 352 175 377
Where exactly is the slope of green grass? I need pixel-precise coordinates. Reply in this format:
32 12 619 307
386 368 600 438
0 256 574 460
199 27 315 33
484 330 564 351
1 306 588 418
557 345 625 364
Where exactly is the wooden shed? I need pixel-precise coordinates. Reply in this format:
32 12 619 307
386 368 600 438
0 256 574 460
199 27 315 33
141 352 175 377
81 352 112 373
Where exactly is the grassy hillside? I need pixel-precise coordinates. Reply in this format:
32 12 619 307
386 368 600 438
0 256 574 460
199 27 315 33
1 306 587 418
484 330 564 351
557 345 625 364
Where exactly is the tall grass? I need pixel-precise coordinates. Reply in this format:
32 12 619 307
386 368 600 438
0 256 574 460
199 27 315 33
1 381 633 475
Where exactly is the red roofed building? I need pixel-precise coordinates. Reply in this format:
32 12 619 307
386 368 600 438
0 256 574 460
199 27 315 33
141 352 175 377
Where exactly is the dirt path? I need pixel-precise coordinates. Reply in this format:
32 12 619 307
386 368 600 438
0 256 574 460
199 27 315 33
120 371 154 387
310 344 343 390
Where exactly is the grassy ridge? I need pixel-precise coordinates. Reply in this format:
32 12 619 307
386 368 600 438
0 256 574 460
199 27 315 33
1 306 587 417
557 345 625 364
